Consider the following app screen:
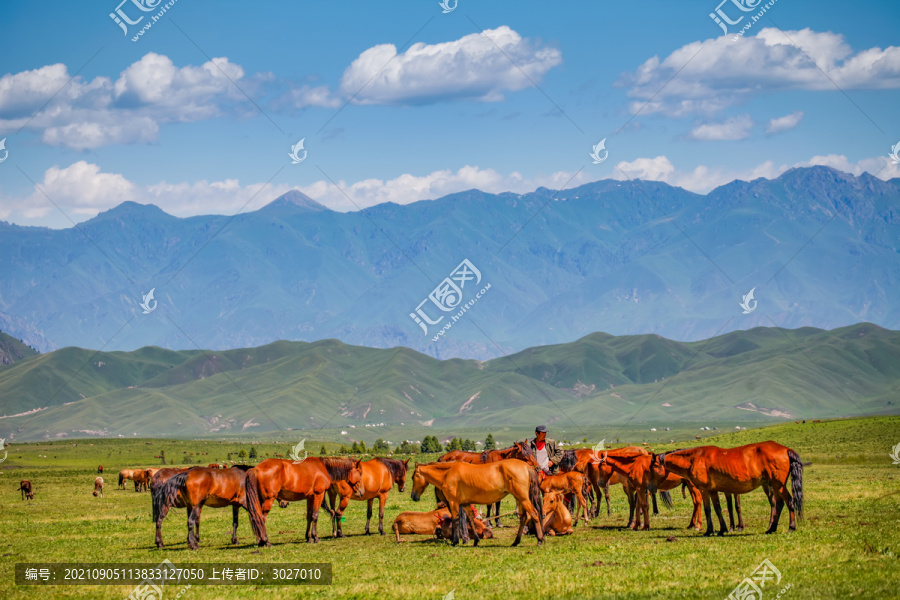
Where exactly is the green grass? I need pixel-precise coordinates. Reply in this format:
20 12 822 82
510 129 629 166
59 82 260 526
2 323 899 441
1 417 899 598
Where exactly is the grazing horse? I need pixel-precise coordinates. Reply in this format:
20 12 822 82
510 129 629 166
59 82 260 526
153 466 253 550
118 469 135 490
97 465 103 474
478 442 541 527
326 457 409 537
539 470 590 525
245 458 364 546
19 479 34 500
411 460 544 547
93 477 104 497
650 441 804 536
150 468 193 548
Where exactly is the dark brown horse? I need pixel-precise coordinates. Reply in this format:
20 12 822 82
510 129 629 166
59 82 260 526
650 441 804 535
245 458 364 546
19 479 34 500
326 457 409 537
150 467 192 548
153 465 253 550
411 460 544 547
97 465 103 474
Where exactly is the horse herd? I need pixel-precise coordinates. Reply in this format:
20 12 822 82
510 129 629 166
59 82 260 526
23 439 804 550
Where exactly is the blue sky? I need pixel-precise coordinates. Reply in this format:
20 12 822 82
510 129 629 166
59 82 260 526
0 0 898 227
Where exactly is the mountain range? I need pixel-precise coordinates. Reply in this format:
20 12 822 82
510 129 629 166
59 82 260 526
0 322 897 441
0 166 898 360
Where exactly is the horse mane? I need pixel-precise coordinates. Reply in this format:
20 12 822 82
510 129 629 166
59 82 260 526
516 442 535 459
480 450 490 463
229 464 254 471
320 457 357 481
560 449 577 471
375 457 407 480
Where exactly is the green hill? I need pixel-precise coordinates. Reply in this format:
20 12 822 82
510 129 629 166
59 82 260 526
0 323 897 440
0 331 38 367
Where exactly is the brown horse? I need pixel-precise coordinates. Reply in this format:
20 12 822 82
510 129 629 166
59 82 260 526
97 465 103 474
411 460 544 547
19 479 34 500
133 469 152 492
93 477 104 497
326 457 409 537
153 465 253 550
437 449 484 464
245 457 364 546
597 450 685 530
539 470 590 525
118 469 135 489
541 491 574 536
150 467 193 548
478 442 540 527
650 441 804 535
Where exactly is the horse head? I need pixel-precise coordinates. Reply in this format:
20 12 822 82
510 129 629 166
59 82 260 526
350 459 365 497
410 463 427 502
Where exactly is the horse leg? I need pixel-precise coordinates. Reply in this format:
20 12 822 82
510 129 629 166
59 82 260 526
155 504 169 549
651 491 659 516
726 493 736 532
187 505 203 550
465 505 481 547
763 482 777 532
449 501 461 547
734 494 744 532
711 492 728 536
231 504 239 545
378 494 386 536
688 486 703 531
639 488 651 530
576 487 589 525
365 498 373 535
702 493 715 536
493 501 502 527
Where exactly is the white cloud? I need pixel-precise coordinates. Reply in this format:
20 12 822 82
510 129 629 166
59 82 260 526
688 114 754 140
613 154 900 193
766 111 804 134
620 28 900 116
0 53 257 149
338 26 562 105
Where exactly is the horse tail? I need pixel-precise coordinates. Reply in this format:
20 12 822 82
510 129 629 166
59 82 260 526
528 468 544 529
118 472 124 487
153 472 187 522
660 489 674 509
788 449 804 520
244 467 268 543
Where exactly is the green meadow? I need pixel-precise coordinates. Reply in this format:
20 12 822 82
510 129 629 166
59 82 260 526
1 416 898 599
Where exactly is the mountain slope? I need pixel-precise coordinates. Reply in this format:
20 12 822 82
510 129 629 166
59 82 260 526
0 167 898 360
0 323 897 440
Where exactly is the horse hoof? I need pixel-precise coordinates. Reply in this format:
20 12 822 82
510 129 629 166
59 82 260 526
717 531 726 537
536 539 543 546
703 531 713 537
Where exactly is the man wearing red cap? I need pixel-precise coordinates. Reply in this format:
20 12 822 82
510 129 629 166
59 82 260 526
517 425 562 475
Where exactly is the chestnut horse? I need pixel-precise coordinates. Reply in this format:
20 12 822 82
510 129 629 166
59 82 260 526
153 465 253 550
150 467 193 548
245 457 363 546
539 470 590 525
477 442 540 527
411 459 544 547
326 457 409 537
118 469 135 490
438 449 483 463
93 477 104 498
97 465 103 474
597 450 687 530
19 479 34 500
650 441 804 535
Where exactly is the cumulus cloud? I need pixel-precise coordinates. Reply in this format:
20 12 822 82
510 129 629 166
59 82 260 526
1 162 592 225
619 28 900 116
766 111 804 134
0 53 258 149
337 26 562 105
688 114 754 140
613 154 900 193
